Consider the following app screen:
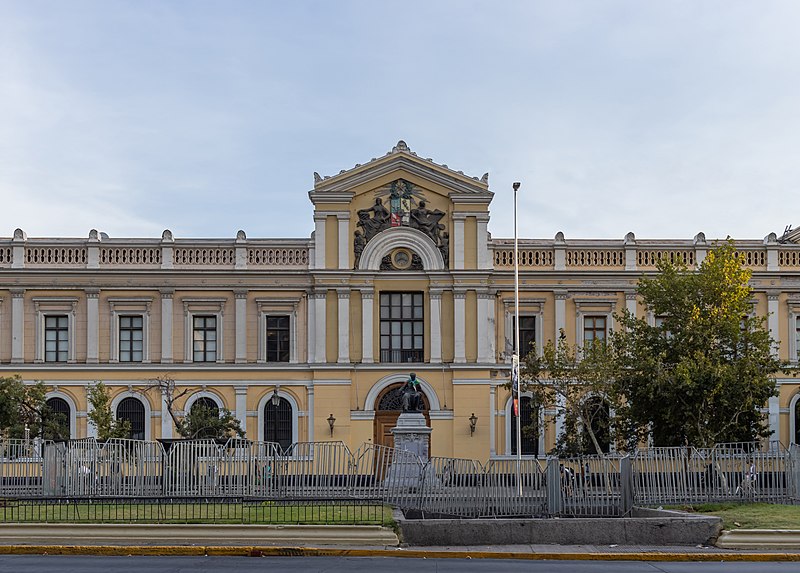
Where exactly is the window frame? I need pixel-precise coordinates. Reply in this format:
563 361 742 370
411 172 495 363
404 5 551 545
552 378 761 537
44 391 77 439
182 298 226 364
256 298 301 364
504 392 544 458
192 314 218 363
574 299 616 353
33 298 77 364
108 298 152 364
502 298 545 364
257 389 299 451
379 292 424 364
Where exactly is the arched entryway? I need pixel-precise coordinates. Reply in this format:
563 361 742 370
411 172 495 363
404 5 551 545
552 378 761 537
373 383 431 449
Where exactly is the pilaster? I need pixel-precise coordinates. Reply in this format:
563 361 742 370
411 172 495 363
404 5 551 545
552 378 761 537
477 290 496 363
235 290 247 363
429 289 442 364
313 291 327 363
453 290 467 363
337 289 350 363
313 215 326 270
554 290 568 347
768 291 780 357
453 214 466 270
476 214 492 270
10 289 24 363
361 289 374 363
337 213 350 270
235 385 248 435
160 289 174 364
86 289 100 363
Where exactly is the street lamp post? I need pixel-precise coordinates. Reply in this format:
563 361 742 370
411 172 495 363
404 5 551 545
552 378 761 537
512 181 522 497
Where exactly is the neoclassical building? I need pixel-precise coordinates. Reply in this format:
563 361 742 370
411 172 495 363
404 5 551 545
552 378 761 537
1 141 799 457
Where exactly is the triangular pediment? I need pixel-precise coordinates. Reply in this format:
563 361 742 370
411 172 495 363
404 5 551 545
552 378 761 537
309 141 491 201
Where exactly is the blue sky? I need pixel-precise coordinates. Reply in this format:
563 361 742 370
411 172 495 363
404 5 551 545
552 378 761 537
2 1 799 242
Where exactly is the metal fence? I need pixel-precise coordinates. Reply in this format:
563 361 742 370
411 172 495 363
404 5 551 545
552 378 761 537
2 438 798 519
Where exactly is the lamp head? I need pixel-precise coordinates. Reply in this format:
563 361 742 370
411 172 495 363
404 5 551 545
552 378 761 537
512 182 521 191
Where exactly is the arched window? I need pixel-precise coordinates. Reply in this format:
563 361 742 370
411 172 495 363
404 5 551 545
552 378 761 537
510 396 539 456
116 397 146 440
190 396 219 417
263 397 293 451
45 397 71 440
794 398 800 445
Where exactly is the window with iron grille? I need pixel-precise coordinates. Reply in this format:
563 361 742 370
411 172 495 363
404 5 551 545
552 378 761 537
583 316 607 345
45 397 71 440
119 315 144 362
510 396 538 456
263 397 293 451
44 315 69 362
266 315 290 362
116 397 145 440
193 315 217 362
513 316 536 357
380 292 423 363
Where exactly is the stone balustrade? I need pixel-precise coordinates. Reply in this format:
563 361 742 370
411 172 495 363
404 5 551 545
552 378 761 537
0 229 310 270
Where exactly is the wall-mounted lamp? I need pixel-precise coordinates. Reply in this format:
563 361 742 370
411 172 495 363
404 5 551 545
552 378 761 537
271 387 280 407
327 414 336 436
469 413 478 436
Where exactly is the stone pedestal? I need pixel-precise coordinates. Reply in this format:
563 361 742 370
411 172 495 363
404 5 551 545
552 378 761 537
383 412 434 489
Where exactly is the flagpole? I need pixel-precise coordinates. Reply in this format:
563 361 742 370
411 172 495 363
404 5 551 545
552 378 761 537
513 181 522 497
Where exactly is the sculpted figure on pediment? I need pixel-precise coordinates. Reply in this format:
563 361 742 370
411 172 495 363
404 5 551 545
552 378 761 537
357 198 391 241
410 200 445 244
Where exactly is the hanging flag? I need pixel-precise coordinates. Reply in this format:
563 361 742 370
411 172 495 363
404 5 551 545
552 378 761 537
513 397 519 417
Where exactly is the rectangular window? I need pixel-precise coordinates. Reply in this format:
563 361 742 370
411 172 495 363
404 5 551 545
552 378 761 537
266 315 290 362
119 315 144 363
584 316 607 345
380 292 424 363
193 315 217 362
513 316 536 357
796 316 800 361
44 315 69 362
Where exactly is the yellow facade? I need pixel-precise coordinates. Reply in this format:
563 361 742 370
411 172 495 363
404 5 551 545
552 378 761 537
1 141 800 457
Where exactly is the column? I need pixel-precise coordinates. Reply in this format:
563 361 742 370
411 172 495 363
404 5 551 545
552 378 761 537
313 214 326 270
489 385 496 456
625 292 637 319
361 289 374 363
768 292 780 357
429 290 442 364
477 291 495 363
306 292 316 363
337 289 350 363
11 289 24 364
555 393 566 442
453 290 467 363
554 290 568 347
453 214 466 270
86 289 99 363
768 395 780 448
476 214 492 269
235 291 247 363
338 213 350 270
161 389 173 439
235 385 248 435
160 289 173 363
307 384 315 443
313 291 327 363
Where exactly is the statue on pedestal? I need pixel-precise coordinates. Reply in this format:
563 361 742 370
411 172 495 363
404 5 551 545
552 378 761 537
402 372 422 412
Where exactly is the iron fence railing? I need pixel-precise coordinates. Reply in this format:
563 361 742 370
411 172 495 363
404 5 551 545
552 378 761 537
2 438 798 519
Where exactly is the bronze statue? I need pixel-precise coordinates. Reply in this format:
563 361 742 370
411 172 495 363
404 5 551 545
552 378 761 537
353 229 365 268
357 198 391 241
402 372 422 412
410 200 445 244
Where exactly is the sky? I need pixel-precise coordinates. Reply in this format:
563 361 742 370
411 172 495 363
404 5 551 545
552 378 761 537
1 0 799 242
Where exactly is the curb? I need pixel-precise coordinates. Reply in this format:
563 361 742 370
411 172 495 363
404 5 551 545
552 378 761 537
717 530 800 550
0 524 399 547
1 545 800 561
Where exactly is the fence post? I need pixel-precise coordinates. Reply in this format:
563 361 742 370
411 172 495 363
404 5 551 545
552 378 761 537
546 457 561 516
789 445 800 503
620 454 634 516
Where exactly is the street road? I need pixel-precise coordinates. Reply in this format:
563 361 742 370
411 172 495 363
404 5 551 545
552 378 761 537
0 556 798 572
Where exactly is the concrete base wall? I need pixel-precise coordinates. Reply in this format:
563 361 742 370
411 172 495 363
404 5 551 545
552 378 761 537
398 511 722 547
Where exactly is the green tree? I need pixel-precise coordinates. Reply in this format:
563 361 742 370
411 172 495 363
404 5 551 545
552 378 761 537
86 382 131 440
0 375 67 440
613 241 783 448
519 333 622 456
147 375 245 440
